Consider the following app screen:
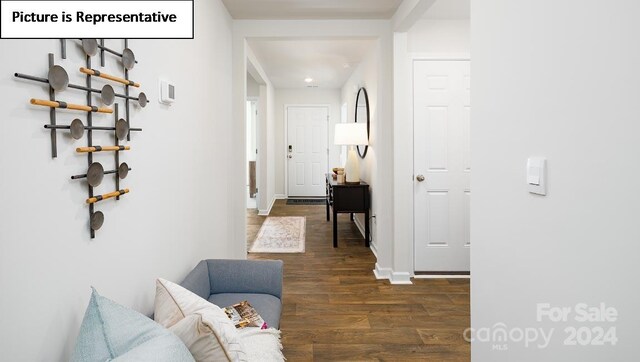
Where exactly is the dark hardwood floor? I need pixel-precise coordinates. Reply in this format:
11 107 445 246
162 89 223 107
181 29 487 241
247 200 470 361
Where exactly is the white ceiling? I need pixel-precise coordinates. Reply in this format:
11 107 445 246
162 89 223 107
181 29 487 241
248 39 376 88
422 0 470 20
222 0 403 19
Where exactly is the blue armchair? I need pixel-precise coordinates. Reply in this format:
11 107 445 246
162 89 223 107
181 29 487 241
180 259 284 329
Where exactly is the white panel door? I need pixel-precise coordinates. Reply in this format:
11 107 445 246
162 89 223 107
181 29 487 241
287 106 328 197
414 60 471 272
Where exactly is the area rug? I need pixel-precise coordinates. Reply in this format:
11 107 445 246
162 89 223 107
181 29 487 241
249 216 306 253
285 198 325 205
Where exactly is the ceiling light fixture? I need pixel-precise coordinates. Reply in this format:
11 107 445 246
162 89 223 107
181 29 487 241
304 77 313 83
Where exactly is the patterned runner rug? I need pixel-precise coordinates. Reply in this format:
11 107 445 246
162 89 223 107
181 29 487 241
249 216 306 253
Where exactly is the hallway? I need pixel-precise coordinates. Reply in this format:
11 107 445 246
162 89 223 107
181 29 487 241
247 200 470 361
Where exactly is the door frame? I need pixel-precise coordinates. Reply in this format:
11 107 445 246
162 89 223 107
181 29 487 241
284 104 331 198
411 56 471 275
246 97 259 208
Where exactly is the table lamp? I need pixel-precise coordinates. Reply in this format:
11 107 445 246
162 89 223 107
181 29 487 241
334 123 368 184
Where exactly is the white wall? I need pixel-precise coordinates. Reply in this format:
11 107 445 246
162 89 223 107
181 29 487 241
341 46 378 185
244 45 276 215
274 88 342 196
407 19 469 54
0 0 233 359
246 74 260 187
247 73 259 97
340 40 394 269
257 82 276 214
472 0 639 360
246 101 257 164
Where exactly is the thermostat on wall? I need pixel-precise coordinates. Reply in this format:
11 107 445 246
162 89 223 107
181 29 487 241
159 80 175 104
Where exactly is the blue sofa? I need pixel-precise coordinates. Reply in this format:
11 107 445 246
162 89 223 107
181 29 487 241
179 259 284 329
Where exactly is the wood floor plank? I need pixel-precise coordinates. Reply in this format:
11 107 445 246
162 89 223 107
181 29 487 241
368 315 470 329
329 293 455 305
447 293 471 305
247 200 470 361
280 314 371 330
312 343 470 361
295 303 428 316
418 328 470 345
424 304 471 317
281 343 314 362
282 294 330 304
379 284 469 294
282 328 424 345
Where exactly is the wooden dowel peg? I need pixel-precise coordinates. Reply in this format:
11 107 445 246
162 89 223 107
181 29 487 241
76 145 130 153
79 67 140 88
30 98 113 114
86 189 129 204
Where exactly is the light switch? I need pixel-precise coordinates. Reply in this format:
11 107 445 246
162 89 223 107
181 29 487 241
527 157 546 195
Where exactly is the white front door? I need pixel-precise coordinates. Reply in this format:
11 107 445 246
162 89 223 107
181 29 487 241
414 60 471 272
287 106 329 197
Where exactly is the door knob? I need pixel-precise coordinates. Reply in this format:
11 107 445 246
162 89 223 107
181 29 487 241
416 174 425 182
288 155 292 159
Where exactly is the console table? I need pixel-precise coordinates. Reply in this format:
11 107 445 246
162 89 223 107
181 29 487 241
325 174 370 247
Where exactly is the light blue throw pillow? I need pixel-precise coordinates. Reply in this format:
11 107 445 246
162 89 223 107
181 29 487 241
71 288 194 362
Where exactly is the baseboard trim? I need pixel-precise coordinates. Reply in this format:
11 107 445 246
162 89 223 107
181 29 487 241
373 263 392 280
353 215 366 239
354 216 379 258
274 194 286 199
413 274 471 279
258 196 277 216
373 264 414 285
369 241 378 258
390 272 413 285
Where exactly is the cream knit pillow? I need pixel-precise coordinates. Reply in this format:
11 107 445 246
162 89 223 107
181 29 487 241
154 278 247 362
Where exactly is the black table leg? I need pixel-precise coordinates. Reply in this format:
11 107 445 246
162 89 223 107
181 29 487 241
333 209 338 247
350 213 354 221
364 210 370 247
326 199 330 221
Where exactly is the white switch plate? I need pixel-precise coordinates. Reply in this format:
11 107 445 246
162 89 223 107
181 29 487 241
159 80 175 105
527 157 547 195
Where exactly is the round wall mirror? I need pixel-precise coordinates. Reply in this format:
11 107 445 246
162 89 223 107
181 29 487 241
355 87 370 158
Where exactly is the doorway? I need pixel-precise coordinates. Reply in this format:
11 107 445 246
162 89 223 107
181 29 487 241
413 59 471 273
285 105 329 197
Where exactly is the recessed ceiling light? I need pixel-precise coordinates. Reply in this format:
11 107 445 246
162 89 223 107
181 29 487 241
304 77 313 83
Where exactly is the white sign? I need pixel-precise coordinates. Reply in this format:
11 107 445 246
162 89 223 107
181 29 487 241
1 1 194 38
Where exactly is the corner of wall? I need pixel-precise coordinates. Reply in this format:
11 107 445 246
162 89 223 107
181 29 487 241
373 263 393 280
258 194 279 216
389 272 413 285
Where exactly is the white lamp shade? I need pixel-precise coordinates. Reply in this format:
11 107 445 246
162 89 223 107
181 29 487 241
334 123 368 146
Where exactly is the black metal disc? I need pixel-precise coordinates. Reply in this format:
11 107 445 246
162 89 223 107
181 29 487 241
82 39 98 56
115 119 129 141
137 92 147 107
87 162 104 187
122 48 135 70
118 162 129 179
101 84 115 105
47 65 69 91
69 119 85 140
90 211 104 231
